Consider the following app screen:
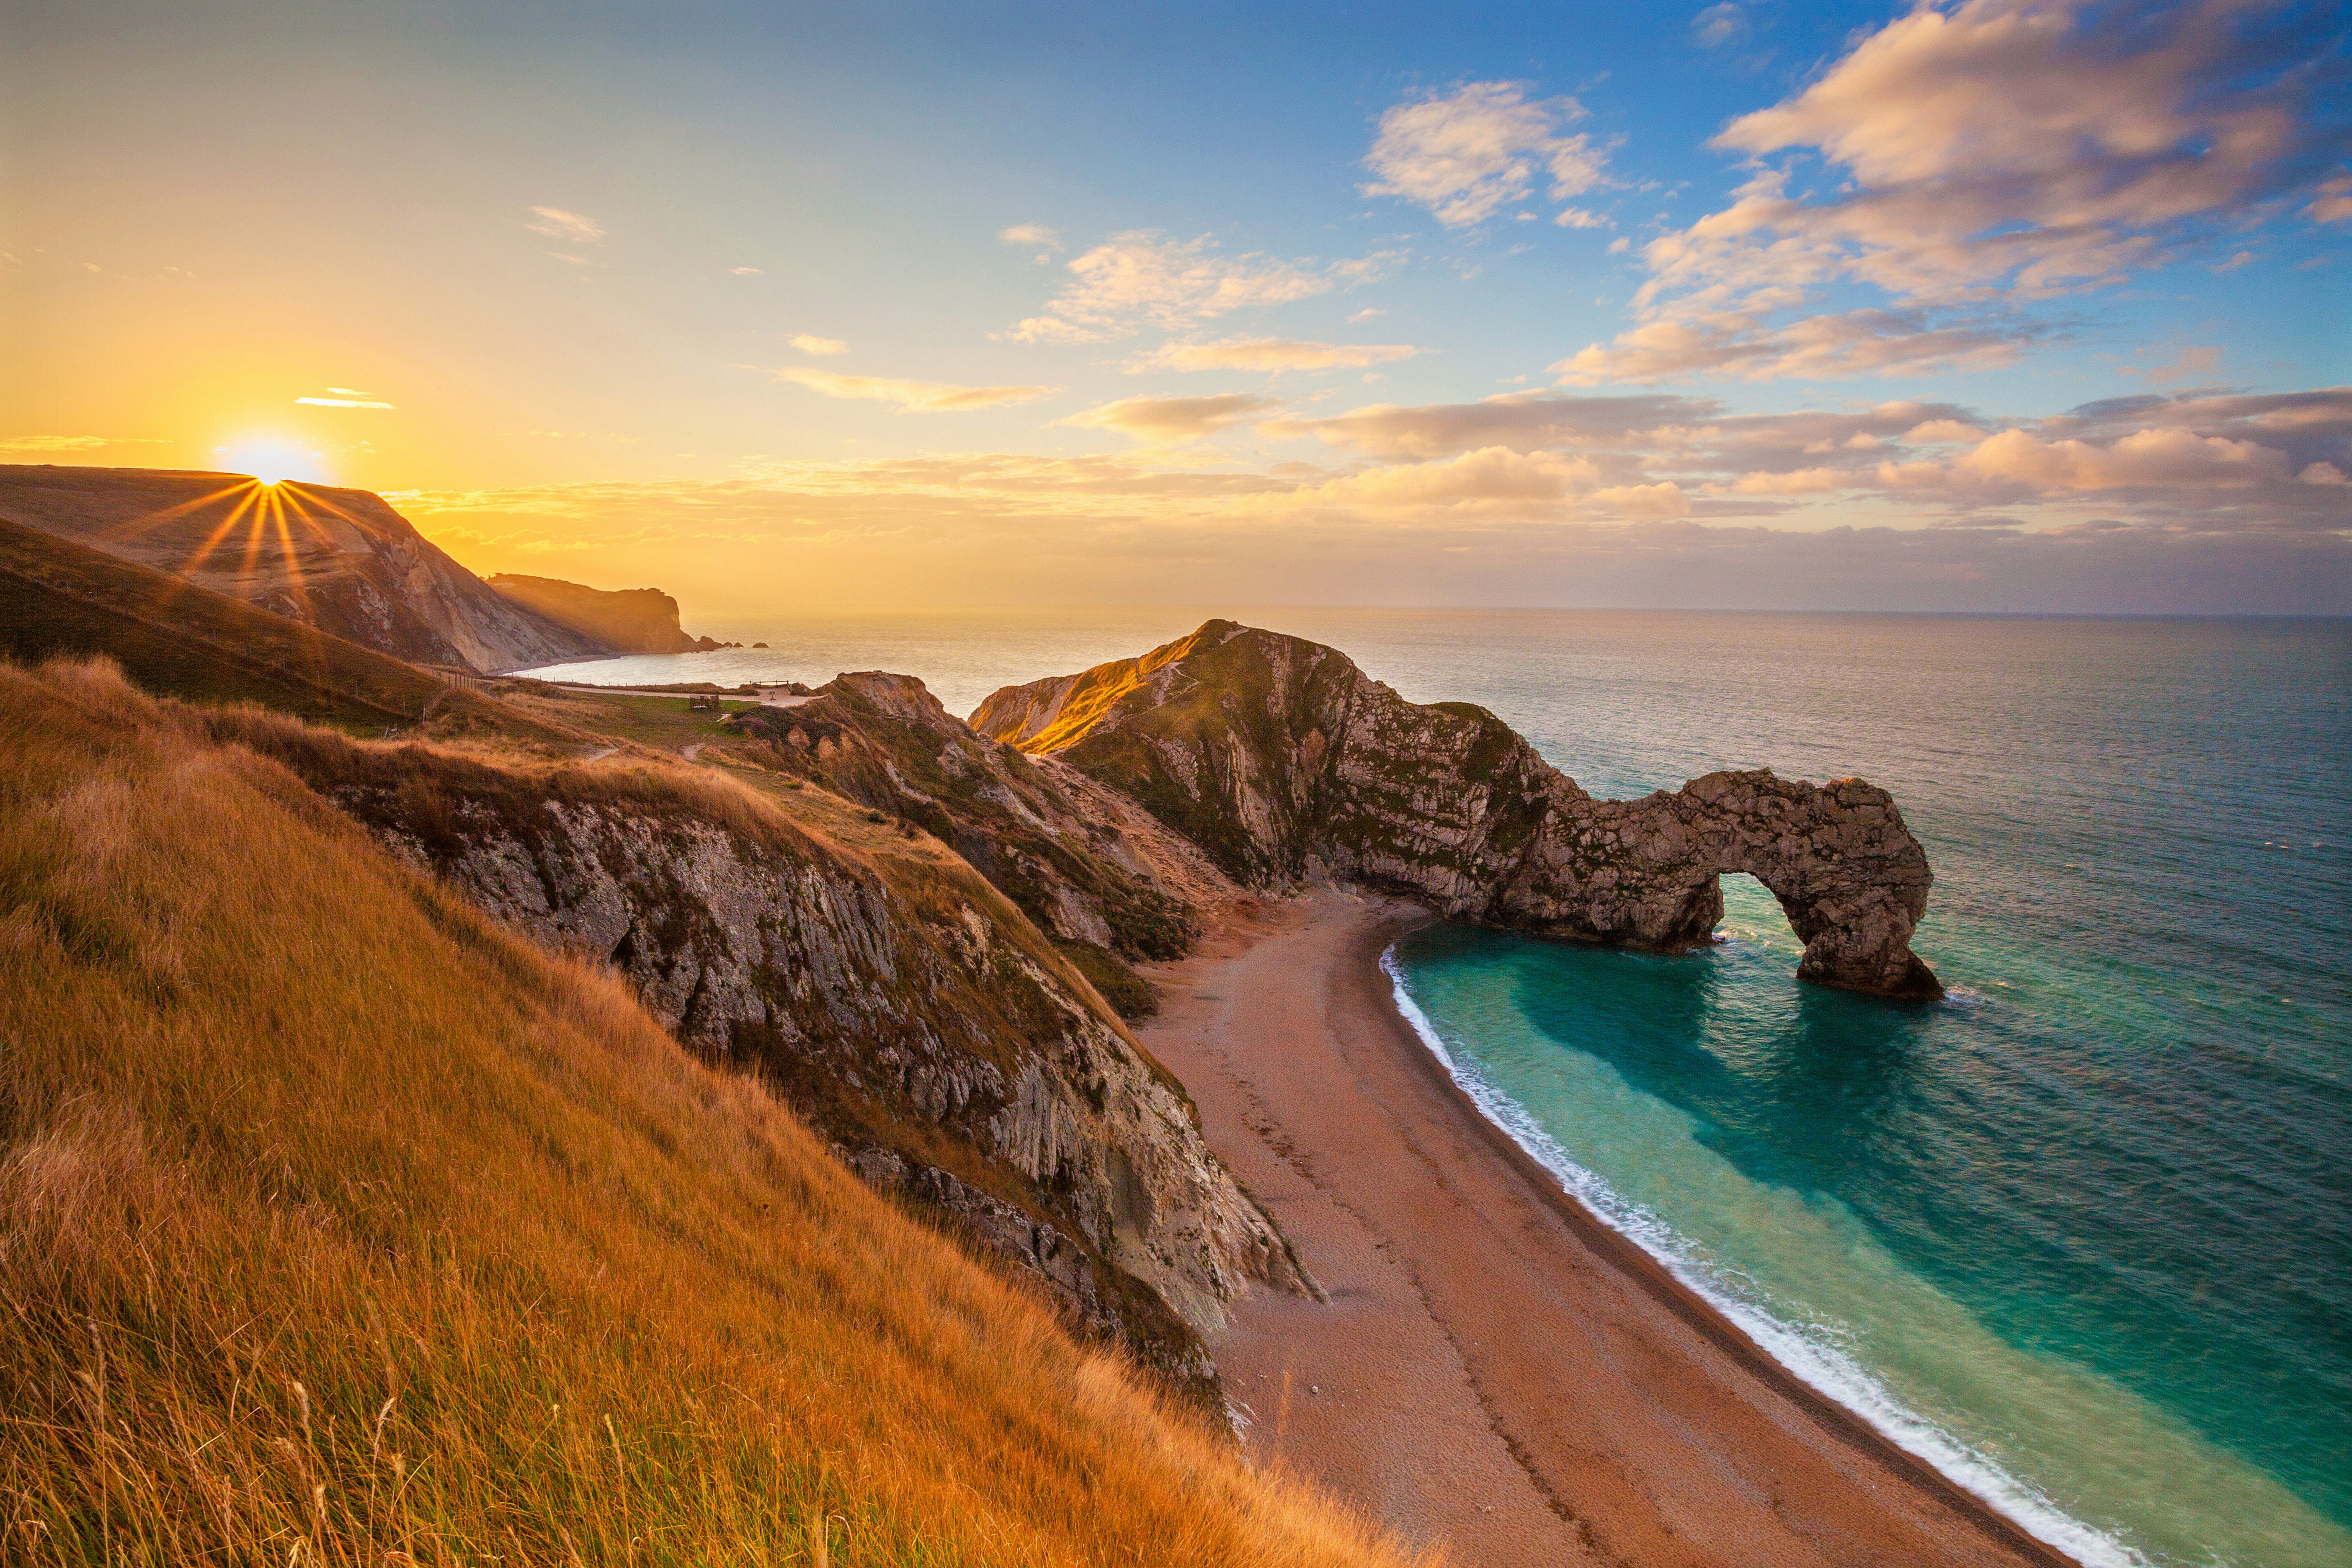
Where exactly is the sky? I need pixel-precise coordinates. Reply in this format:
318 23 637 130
4 0 2349 614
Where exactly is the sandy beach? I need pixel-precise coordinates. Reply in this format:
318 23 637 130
1134 887 2079 1568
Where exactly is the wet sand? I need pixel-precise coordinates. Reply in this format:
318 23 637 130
1134 887 2077 1568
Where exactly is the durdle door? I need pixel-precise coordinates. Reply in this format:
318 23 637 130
975 619 1944 1001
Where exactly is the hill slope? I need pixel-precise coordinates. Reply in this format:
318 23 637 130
0 658 1410 1567
0 512 489 732
0 465 606 672
720 672 1208 1008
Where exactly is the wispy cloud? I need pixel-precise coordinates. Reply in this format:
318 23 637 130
1691 3 1747 49
1126 337 1422 374
0 433 170 451
1361 81 1610 228
767 367 1060 411
2136 346 2221 387
788 334 848 356
999 223 1063 258
1063 393 1284 444
296 389 396 409
1003 232 1399 344
731 266 764 276
524 206 605 244
1554 308 2042 384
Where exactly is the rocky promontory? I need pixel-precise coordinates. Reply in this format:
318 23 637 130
975 619 1942 999
486 573 719 655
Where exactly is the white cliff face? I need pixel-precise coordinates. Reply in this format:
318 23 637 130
0 466 607 672
977 619 1944 1000
219 715 1310 1393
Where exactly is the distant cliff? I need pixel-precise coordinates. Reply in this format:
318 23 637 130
976 619 1943 1000
487 573 716 655
0 466 607 673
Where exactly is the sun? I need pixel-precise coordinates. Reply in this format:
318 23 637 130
215 438 328 487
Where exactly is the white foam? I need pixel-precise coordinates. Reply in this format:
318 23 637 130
1381 944 2150 1568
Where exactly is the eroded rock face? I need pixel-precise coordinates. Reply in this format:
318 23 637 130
721 672 1200 967
215 717 1312 1398
975 620 1942 1000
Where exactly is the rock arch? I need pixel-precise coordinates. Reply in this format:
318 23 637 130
977 620 1945 1002
1488 771 1942 999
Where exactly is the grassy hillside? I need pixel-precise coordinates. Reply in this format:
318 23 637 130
0 658 1413 1568
0 516 594 748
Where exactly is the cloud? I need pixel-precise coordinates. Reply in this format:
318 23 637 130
1063 393 1284 444
0 434 168 451
1904 418 1986 443
1125 337 1423 374
1640 0 2340 320
1553 308 2039 384
1692 3 1747 48
1554 208 1608 229
1269 447 1603 510
1361 81 1610 228
1348 307 1386 324
999 224 1063 252
767 368 1060 412
2301 461 2348 485
1885 426 2295 494
2138 346 2220 387
1264 391 1714 459
2311 176 2352 223
295 393 395 409
788 333 848 356
524 206 604 244
1004 232 1396 344
1724 467 1848 495
1258 385 2352 532
731 266 763 276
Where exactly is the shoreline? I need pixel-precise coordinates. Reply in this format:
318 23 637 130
1134 887 2083 1568
1359 918 2088 1568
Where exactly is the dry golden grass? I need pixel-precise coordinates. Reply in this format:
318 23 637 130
0 659 1424 1568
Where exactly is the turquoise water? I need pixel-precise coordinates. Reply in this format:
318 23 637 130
529 610 2351 1567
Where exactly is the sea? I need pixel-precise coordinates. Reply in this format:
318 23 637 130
524 609 2351 1568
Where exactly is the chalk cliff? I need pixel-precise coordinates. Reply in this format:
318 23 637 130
975 619 1943 999
487 573 716 654
0 466 606 673
206 711 1313 1395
